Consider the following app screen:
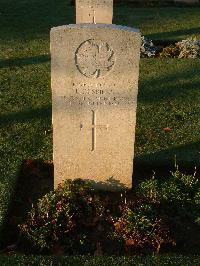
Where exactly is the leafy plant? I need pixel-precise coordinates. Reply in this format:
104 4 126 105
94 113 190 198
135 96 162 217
136 175 160 203
159 45 180 58
136 168 200 250
19 179 107 254
113 198 174 254
19 169 200 255
159 38 200 58
177 38 200 58
140 36 158 58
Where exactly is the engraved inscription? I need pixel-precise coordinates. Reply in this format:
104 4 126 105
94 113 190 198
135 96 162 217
80 110 109 151
75 39 115 78
78 0 113 8
59 95 134 107
59 93 134 107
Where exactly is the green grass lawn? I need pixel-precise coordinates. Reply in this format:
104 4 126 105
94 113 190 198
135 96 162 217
114 6 200 40
136 59 200 169
1 58 199 246
0 0 200 256
1 254 200 266
0 1 199 58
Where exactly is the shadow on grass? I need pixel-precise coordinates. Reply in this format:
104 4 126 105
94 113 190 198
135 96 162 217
1 0 199 42
0 56 199 251
147 27 200 40
134 141 200 186
0 160 54 249
0 55 50 69
0 105 51 126
0 0 74 39
0 160 127 250
139 62 200 103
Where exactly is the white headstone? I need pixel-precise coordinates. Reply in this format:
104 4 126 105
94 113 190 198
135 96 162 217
76 0 113 24
51 24 141 190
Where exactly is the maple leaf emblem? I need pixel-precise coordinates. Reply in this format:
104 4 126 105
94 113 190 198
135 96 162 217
75 39 115 78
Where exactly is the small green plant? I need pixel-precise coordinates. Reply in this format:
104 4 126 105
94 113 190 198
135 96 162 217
19 179 106 254
113 198 174 254
136 175 160 203
136 168 200 249
137 167 200 205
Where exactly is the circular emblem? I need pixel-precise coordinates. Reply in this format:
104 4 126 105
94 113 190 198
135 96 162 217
75 39 115 78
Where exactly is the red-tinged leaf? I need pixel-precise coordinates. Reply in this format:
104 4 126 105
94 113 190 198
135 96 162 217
163 127 172 133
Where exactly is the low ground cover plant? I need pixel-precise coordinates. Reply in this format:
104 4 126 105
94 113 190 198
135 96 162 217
19 179 108 255
140 36 158 58
137 169 200 249
141 37 200 58
160 39 200 58
18 168 200 255
113 198 174 254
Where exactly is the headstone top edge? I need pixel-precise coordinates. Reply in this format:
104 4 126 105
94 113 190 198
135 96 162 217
50 24 140 34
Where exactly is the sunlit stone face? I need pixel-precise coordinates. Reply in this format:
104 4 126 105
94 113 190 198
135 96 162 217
51 24 141 190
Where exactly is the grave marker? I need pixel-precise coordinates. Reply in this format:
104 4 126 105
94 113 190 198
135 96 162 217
51 24 141 190
76 0 113 24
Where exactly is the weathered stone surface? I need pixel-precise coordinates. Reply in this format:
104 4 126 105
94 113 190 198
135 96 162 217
76 0 113 24
51 24 141 190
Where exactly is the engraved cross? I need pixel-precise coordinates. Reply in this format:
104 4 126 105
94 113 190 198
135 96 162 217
80 110 109 151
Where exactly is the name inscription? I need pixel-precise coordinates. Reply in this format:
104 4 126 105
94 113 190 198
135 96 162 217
58 82 134 106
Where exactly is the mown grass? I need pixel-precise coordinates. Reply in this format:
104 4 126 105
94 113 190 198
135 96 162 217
0 61 52 241
114 6 200 40
0 1 199 59
1 58 199 246
136 59 200 168
0 0 199 255
1 255 200 266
